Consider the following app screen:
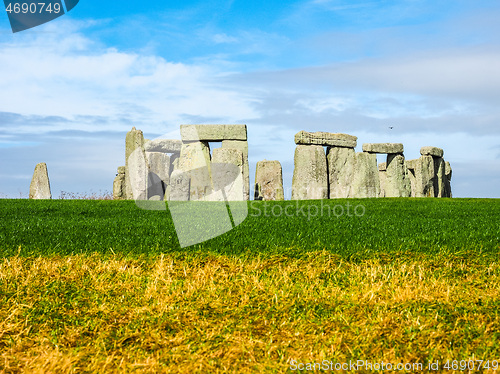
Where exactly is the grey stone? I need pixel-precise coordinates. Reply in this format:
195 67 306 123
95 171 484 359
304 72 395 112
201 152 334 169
444 161 452 198
327 146 355 198
385 154 411 197
435 157 446 198
211 148 244 201
222 140 250 201
405 159 418 170
113 166 126 200
379 168 387 197
405 159 418 197
144 139 182 153
180 124 247 141
351 152 380 198
292 145 328 200
420 146 444 157
445 161 452 180
295 131 357 148
125 127 146 200
362 143 404 154
146 152 171 200
168 170 190 201
178 141 213 201
254 160 284 201
414 155 435 197
378 162 387 171
29 162 51 199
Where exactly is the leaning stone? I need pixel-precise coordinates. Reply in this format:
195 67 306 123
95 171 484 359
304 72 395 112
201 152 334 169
292 145 328 200
144 139 182 153
362 143 404 154
113 166 126 200
385 154 411 197
168 170 190 201
146 152 171 200
445 161 452 180
444 161 452 198
295 131 357 148
254 160 284 201
178 141 213 201
420 146 444 158
222 140 250 200
29 162 52 199
180 124 247 141
351 152 380 198
211 148 244 201
327 146 355 198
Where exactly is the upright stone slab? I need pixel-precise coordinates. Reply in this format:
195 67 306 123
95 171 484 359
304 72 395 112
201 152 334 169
405 159 418 197
211 148 244 201
351 152 380 198
327 146 355 198
435 157 446 198
362 143 404 154
295 131 357 148
125 127 147 200
29 162 52 199
444 161 452 198
385 154 411 197
254 160 284 201
378 162 387 198
178 141 212 201
414 155 435 197
292 145 328 200
113 166 126 200
168 170 190 201
180 124 247 141
222 140 250 200
146 152 171 200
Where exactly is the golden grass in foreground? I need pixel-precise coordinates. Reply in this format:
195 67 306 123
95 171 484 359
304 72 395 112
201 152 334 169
1 251 499 373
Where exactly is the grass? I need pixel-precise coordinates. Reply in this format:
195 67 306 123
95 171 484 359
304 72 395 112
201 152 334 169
0 198 499 372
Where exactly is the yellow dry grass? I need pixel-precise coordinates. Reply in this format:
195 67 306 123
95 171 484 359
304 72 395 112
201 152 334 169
0 251 499 373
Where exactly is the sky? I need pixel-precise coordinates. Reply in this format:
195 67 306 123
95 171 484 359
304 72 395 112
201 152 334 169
0 0 499 198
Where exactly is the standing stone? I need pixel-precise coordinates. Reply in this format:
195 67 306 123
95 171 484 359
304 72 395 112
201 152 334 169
146 152 171 200
211 148 244 201
113 166 126 200
435 157 446 198
125 127 147 200
378 162 387 198
351 152 380 198
444 161 452 198
292 145 328 200
168 170 190 201
414 155 435 197
327 146 355 198
178 141 213 201
254 160 284 201
385 154 411 197
29 162 52 199
222 140 250 200
405 159 418 197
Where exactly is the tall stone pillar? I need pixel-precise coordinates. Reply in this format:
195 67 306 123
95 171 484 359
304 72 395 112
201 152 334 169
29 162 52 199
254 160 284 201
125 127 147 200
292 145 328 200
211 148 244 201
178 141 212 201
351 152 380 198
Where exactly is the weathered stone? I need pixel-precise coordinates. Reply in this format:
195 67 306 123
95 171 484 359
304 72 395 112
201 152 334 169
113 166 126 200
405 159 418 171
385 154 411 197
292 145 328 200
29 162 52 199
379 168 387 197
435 157 446 198
125 127 146 200
362 143 404 154
351 152 380 198
420 146 444 158
378 162 387 171
178 141 213 201
405 159 418 197
414 155 435 197
211 148 244 201
168 170 190 201
254 160 284 201
222 140 250 200
144 139 182 153
327 146 355 198
294 131 357 148
444 161 452 198
127 144 149 200
180 124 247 141
146 152 171 200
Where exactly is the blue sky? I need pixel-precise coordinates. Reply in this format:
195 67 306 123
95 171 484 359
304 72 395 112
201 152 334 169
0 0 499 198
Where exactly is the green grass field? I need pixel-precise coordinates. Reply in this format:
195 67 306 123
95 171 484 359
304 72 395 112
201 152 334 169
0 198 499 373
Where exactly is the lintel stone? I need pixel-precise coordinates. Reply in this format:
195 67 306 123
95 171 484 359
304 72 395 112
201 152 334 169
180 124 247 141
362 143 404 154
294 131 357 148
144 139 182 153
420 146 444 157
